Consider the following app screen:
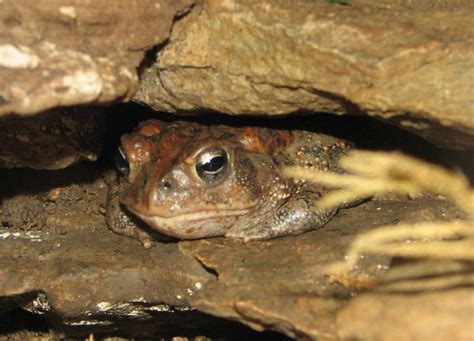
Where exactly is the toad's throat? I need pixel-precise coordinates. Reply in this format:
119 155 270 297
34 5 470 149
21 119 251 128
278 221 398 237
129 208 252 223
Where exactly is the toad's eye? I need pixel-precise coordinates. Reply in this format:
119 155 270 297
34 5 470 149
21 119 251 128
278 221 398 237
114 148 130 177
196 147 229 185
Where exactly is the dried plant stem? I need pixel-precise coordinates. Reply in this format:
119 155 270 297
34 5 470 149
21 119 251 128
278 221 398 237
331 222 474 272
282 151 474 275
283 151 474 217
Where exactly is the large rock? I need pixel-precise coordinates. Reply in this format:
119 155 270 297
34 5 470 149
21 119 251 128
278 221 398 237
0 163 470 338
0 0 194 116
1 0 472 149
135 0 474 148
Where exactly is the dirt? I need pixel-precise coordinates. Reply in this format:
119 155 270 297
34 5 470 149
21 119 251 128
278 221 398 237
1 164 107 235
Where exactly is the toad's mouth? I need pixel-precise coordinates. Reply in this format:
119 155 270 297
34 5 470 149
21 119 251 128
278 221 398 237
129 208 252 224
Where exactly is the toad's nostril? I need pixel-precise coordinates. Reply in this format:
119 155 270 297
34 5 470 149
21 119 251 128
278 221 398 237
163 180 172 189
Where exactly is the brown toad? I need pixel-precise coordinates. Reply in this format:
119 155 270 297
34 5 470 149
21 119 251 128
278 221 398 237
106 119 353 248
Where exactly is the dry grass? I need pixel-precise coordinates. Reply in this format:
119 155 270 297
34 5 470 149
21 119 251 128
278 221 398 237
282 151 474 277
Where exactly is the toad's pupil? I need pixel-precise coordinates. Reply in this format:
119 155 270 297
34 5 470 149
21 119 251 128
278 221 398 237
114 148 130 177
201 156 226 173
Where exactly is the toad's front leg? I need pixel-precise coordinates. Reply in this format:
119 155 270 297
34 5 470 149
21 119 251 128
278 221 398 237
225 188 339 242
106 179 155 249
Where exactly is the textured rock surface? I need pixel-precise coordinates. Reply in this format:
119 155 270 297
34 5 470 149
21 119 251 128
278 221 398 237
135 0 474 148
1 0 472 149
0 163 470 339
182 198 470 339
337 288 474 340
0 0 194 116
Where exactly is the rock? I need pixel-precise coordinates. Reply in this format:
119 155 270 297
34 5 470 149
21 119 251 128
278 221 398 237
0 0 194 116
135 0 474 148
0 166 213 322
0 107 105 169
336 288 474 340
0 162 468 338
181 197 467 339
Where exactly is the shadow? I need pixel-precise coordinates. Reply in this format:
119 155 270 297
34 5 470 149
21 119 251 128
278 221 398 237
0 305 291 340
2 101 472 202
0 162 103 199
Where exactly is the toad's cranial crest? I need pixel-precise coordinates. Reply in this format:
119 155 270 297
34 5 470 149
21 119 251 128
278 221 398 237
106 119 356 248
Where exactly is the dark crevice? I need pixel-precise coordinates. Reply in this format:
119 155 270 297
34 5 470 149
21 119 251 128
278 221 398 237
174 1 197 22
136 41 166 77
101 102 473 182
1 291 290 339
0 309 51 335
310 87 366 116
0 305 291 340
193 254 219 279
0 162 102 199
136 2 197 79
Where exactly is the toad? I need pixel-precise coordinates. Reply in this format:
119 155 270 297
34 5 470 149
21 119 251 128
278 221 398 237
106 120 354 248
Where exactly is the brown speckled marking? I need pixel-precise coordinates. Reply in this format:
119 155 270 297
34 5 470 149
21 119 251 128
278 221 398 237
238 127 292 154
135 119 166 137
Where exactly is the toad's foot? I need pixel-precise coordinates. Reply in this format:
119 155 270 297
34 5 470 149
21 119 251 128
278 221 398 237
226 190 337 242
106 180 154 249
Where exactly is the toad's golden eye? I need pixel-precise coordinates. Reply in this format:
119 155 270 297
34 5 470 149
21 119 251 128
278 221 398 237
195 147 229 185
